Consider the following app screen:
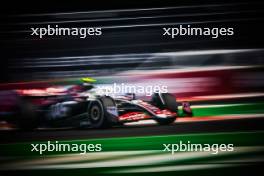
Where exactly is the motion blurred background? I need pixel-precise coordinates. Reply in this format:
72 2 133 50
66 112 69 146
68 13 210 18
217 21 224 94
1 0 264 99
0 0 264 175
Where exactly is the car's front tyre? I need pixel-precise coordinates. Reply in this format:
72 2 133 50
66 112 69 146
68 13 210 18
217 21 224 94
151 93 177 125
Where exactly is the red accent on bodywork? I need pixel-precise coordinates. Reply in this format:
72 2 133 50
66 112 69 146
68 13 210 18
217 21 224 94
119 112 151 121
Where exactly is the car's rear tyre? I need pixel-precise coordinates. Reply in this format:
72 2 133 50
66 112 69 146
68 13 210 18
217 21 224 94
87 96 118 128
17 100 39 130
87 100 105 128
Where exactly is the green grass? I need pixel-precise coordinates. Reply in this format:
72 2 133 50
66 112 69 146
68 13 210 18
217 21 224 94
190 102 264 117
1 131 263 157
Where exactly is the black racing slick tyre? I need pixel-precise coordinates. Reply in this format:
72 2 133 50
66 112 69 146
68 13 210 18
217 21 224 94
151 93 178 125
151 93 178 112
87 96 118 128
17 100 39 130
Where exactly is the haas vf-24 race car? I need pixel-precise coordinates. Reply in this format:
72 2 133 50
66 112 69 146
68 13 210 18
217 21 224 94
0 80 193 130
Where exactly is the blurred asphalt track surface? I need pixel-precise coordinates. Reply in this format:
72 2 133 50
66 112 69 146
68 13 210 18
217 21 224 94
1 116 264 144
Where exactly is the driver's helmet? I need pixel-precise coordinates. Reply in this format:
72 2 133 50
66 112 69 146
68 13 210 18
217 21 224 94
80 77 96 90
68 77 96 94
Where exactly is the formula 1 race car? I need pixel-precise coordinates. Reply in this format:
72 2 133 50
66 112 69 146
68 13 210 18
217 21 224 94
0 78 193 130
